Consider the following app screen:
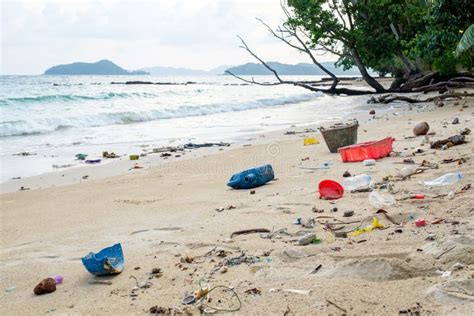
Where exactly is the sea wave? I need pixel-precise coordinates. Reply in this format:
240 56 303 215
0 93 321 137
0 92 159 105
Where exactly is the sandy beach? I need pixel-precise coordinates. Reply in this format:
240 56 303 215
1 93 473 315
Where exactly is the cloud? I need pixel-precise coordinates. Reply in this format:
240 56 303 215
1 0 333 74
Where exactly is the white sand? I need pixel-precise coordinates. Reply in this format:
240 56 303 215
1 94 473 315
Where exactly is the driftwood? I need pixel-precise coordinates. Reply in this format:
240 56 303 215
369 92 474 104
230 228 271 238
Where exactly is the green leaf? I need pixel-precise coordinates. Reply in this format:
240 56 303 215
455 24 474 57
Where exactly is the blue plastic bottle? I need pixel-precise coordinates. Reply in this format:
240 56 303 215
227 164 275 189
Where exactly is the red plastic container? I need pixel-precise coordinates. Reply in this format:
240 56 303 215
415 218 426 227
319 180 344 200
338 137 395 163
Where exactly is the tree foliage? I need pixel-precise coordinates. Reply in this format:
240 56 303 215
456 24 474 57
288 0 474 76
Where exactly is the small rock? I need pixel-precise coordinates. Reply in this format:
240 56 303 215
220 266 228 274
452 117 459 124
250 190 256 195
151 268 162 275
334 231 347 238
137 281 153 289
342 171 351 177
34 278 56 295
369 109 376 115
312 206 324 213
343 210 354 217
330 207 338 213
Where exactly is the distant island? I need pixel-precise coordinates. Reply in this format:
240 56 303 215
44 60 149 75
224 62 368 76
43 60 369 76
139 62 366 76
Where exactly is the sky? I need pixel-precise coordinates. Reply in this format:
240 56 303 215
1 0 336 75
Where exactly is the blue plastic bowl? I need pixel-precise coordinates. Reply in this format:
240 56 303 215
81 243 124 276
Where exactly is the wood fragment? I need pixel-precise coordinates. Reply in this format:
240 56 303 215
230 228 270 238
310 264 322 274
88 280 112 285
326 299 347 313
436 246 456 259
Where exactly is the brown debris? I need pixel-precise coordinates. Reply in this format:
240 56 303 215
33 278 56 295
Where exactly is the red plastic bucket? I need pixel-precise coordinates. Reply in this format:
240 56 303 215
338 137 395 163
319 180 344 200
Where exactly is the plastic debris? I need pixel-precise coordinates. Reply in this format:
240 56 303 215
422 172 463 187
184 142 230 149
103 151 119 158
319 180 344 200
338 137 394 162
431 135 465 149
269 288 311 295
5 287 16 293
363 159 376 166
297 233 318 245
343 174 372 191
52 275 63 284
415 219 426 227
227 164 274 189
182 294 196 305
400 165 420 178
81 243 124 276
348 217 384 237
85 159 101 164
447 190 455 199
435 270 452 278
369 191 396 208
75 153 88 160
129 154 139 160
304 137 319 146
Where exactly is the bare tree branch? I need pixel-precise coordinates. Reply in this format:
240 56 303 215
332 0 347 30
236 35 286 84
224 71 282 86
258 8 340 90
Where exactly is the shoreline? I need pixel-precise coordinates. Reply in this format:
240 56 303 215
1 92 410 193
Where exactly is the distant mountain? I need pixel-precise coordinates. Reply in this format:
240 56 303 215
44 60 149 75
140 65 235 76
208 65 234 75
224 62 366 76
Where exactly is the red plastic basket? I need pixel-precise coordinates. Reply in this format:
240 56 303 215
338 137 395 162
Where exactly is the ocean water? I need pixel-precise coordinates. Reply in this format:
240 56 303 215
0 75 371 182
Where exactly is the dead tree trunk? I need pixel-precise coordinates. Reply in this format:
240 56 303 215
350 48 386 93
